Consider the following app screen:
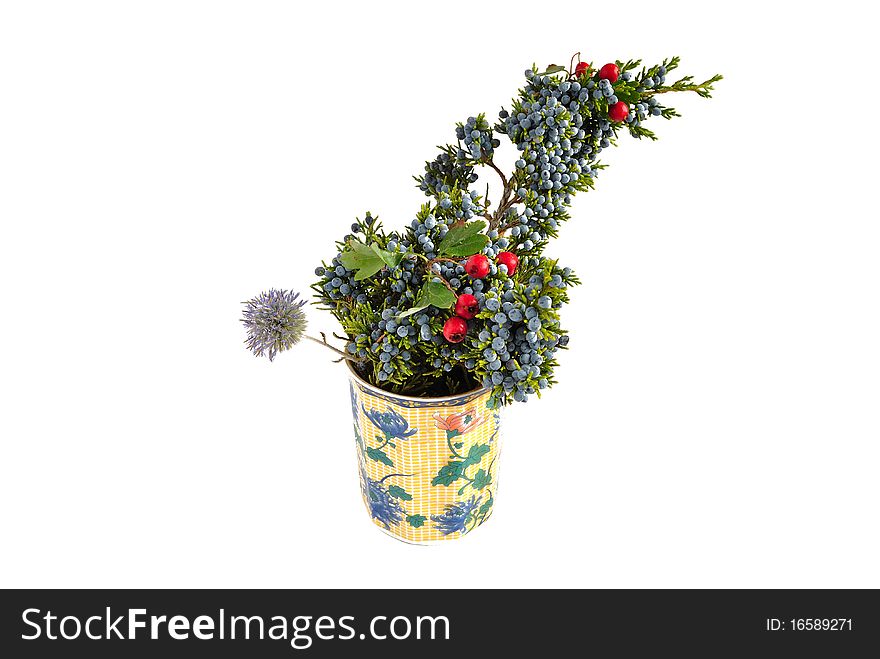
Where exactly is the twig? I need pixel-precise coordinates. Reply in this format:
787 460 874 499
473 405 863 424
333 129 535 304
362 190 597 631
643 74 722 99
305 334 364 364
484 157 523 231
432 274 457 294
487 159 509 190
568 51 580 77
424 256 462 294
426 256 460 267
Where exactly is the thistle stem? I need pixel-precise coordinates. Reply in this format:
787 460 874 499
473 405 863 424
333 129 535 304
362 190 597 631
305 334 364 364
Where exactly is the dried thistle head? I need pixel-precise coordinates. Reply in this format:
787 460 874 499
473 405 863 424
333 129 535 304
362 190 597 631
241 289 307 361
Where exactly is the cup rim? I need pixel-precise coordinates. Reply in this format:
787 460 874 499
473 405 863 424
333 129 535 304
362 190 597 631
346 360 490 403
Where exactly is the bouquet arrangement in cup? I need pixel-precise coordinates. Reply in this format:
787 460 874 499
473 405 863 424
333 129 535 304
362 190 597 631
243 55 720 407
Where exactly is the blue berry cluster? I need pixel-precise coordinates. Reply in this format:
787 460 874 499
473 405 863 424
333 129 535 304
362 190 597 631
316 207 577 403
417 147 478 197
409 189 485 260
455 114 499 162
310 56 718 404
418 115 501 199
498 72 626 253
345 307 422 382
462 263 575 402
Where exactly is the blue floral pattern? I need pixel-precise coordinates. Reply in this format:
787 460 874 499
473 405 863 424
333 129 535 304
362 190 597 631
361 471 406 530
431 495 483 536
363 404 418 443
351 374 500 542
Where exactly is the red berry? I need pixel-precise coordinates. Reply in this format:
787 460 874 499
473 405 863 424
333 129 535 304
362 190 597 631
598 62 620 83
454 293 479 319
574 61 590 77
608 101 629 123
464 253 490 279
496 251 519 276
443 316 468 343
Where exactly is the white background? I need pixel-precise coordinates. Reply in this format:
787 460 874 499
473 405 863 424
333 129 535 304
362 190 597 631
2 1 878 588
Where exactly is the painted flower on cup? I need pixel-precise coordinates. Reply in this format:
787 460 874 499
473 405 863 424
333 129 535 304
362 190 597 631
431 495 482 536
432 408 486 438
363 405 418 443
361 472 405 530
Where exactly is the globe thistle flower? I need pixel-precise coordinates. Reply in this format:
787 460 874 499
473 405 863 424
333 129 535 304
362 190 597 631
241 289 307 361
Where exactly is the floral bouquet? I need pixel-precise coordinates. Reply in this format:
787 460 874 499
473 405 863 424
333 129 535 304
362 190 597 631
242 55 720 541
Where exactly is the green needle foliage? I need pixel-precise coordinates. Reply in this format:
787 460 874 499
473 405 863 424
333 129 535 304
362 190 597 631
312 55 720 405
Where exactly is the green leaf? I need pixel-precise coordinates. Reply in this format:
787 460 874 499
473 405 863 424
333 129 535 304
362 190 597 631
611 81 641 105
366 446 393 467
371 244 403 269
339 240 384 281
442 234 489 258
420 281 456 308
478 497 493 516
461 443 491 468
537 64 566 76
472 468 492 490
431 461 464 487
339 240 401 281
437 220 489 257
406 514 427 528
388 485 413 501
453 441 463 449
397 282 456 319
397 304 428 320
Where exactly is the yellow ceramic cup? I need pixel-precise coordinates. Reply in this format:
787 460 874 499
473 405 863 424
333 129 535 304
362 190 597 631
348 365 502 543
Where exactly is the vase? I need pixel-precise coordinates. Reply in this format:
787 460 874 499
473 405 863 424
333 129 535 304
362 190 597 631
347 364 502 544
